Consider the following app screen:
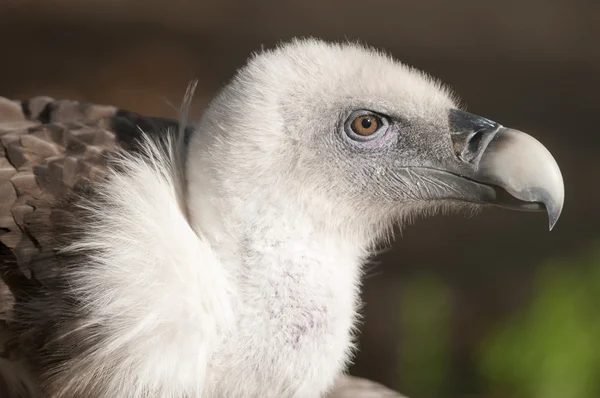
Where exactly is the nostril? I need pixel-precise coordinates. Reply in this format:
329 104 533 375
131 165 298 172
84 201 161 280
448 109 500 164
467 130 485 154
455 130 490 164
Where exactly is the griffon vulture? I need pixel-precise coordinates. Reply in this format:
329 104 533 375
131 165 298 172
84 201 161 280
0 39 563 398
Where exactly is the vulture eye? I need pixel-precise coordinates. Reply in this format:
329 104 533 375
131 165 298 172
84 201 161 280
352 116 379 136
345 111 389 142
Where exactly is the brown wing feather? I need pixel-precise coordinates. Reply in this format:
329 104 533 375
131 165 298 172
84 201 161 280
0 95 185 294
0 96 119 397
0 97 118 305
0 96 185 397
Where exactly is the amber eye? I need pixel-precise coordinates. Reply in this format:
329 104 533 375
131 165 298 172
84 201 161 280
344 110 389 142
351 115 380 136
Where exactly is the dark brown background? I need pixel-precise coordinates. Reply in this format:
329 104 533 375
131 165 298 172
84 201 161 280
1 1 598 397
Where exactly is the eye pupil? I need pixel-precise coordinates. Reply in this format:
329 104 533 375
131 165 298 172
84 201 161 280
361 118 372 129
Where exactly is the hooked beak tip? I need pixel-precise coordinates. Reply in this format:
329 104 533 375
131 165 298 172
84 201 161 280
478 127 565 230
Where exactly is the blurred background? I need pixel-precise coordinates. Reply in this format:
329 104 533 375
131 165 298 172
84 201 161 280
1 1 598 397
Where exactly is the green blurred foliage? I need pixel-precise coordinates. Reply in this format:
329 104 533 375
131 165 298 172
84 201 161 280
478 242 600 398
396 274 452 398
396 242 600 398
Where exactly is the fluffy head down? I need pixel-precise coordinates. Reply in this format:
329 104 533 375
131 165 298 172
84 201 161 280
187 38 462 247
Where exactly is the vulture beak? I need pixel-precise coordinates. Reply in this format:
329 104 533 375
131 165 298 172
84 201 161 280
443 109 564 230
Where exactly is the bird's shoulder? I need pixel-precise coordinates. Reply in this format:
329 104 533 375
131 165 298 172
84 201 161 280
0 96 235 397
0 96 182 277
0 94 183 340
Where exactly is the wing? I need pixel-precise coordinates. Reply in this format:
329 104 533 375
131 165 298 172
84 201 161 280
0 95 234 398
0 95 185 325
0 95 185 293
0 95 123 397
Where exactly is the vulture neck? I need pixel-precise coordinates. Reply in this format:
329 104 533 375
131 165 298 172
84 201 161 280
186 161 368 274
180 129 364 396
184 127 367 320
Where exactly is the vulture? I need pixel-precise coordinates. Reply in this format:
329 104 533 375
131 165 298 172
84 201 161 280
0 38 563 398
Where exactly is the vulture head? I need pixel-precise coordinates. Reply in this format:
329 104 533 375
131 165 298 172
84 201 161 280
187 39 563 250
